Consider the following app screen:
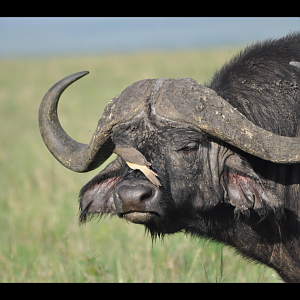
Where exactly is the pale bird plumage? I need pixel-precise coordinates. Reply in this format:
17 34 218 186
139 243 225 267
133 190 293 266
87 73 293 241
113 147 161 186
126 162 161 186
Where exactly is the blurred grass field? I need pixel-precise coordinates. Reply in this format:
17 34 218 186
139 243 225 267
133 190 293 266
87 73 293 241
0 48 282 282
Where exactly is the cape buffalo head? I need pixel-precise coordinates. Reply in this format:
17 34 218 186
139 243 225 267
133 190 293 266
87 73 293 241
39 72 296 235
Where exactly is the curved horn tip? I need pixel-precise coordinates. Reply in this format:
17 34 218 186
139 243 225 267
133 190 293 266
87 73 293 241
63 71 90 84
71 71 90 80
45 71 90 96
77 70 89 76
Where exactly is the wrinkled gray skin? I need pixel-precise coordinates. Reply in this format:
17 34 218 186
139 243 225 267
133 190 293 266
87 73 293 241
40 33 300 282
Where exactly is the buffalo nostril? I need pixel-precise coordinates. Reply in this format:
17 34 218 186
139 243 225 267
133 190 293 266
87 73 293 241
117 185 154 203
140 188 153 202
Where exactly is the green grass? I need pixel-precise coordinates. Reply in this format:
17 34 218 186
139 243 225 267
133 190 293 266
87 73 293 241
0 48 282 282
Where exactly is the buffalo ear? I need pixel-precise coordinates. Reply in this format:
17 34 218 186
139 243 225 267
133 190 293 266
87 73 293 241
79 157 124 223
222 155 282 217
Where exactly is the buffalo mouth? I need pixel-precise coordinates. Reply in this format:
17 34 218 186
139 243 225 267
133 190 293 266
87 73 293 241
121 211 159 224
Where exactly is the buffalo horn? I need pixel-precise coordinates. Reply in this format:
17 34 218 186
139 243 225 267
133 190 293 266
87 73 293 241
191 87 300 163
39 71 115 172
155 79 300 164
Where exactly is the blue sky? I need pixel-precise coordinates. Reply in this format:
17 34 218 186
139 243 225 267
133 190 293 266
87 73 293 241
1 17 299 58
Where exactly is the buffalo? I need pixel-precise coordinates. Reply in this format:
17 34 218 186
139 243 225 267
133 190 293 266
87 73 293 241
39 32 300 282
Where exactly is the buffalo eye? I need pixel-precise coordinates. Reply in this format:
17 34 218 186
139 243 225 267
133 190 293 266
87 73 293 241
178 142 199 155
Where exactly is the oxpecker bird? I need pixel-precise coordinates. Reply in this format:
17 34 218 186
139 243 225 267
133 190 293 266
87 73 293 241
113 147 161 187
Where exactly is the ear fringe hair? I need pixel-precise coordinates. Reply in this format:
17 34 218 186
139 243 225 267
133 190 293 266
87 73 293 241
78 200 109 225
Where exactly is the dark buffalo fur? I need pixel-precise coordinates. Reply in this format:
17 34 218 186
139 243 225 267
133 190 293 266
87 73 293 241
79 32 300 282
